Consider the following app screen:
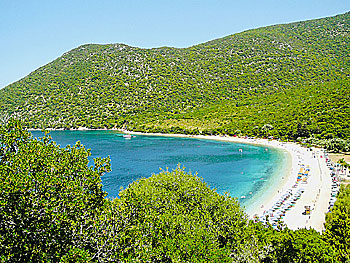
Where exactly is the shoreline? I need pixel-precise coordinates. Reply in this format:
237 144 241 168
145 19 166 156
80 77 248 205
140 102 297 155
120 130 331 231
30 128 332 231
243 144 291 217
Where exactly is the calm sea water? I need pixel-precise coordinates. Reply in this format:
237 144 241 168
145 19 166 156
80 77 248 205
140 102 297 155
31 130 288 209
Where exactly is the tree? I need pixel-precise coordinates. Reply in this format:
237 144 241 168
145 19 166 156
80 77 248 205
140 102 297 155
0 119 347 262
323 184 350 262
337 158 350 169
0 119 111 262
261 124 274 137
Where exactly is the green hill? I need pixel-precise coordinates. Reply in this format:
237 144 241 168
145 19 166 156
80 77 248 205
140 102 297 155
0 12 349 141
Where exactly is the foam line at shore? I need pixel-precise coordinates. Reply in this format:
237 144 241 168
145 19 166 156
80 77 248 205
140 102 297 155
30 128 332 231
121 130 331 231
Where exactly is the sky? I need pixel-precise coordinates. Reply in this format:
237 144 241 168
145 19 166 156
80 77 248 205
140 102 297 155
0 0 349 89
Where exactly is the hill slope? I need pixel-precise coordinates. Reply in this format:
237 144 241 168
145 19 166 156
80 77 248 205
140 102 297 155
0 12 349 140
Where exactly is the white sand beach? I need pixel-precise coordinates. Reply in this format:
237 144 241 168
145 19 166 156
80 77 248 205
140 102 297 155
121 130 332 232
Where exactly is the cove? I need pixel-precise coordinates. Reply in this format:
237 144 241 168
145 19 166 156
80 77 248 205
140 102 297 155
31 130 289 210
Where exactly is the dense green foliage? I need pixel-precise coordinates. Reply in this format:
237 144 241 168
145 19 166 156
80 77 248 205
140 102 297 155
0 120 111 262
337 158 350 169
0 12 349 261
0 12 349 145
1 120 348 262
324 184 350 262
88 167 339 263
92 167 259 262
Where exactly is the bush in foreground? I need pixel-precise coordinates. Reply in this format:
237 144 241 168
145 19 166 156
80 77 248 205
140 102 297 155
91 167 266 262
323 184 350 262
0 120 345 262
0 120 111 261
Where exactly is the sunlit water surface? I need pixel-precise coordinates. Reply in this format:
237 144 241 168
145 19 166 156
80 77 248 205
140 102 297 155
31 130 288 210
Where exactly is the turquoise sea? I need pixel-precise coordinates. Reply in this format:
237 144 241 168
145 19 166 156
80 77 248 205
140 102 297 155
31 130 289 210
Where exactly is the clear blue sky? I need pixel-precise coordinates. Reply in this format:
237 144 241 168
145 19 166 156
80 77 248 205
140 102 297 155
0 0 349 89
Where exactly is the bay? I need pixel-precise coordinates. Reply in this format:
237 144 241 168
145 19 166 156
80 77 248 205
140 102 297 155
31 130 288 210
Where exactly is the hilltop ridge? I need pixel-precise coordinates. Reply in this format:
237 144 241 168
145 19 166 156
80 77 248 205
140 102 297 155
0 12 349 142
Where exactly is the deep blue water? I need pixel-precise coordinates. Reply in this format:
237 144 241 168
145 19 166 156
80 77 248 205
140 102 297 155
31 130 288 209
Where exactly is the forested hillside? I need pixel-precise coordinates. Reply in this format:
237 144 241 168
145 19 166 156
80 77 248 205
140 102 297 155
0 12 349 142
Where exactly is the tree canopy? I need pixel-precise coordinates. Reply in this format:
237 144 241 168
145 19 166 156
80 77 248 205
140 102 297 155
0 120 348 262
0 120 111 262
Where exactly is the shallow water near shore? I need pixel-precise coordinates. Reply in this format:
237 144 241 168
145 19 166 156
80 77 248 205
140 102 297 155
31 130 289 211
